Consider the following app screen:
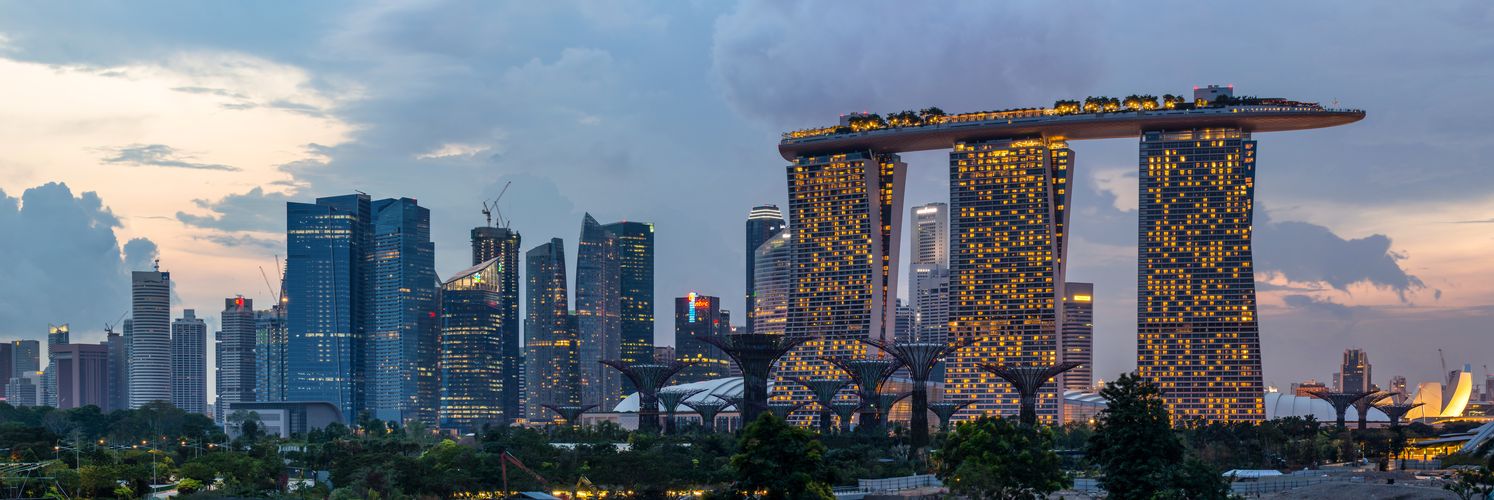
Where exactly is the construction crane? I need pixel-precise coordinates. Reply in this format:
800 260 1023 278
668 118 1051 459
259 255 284 304
483 181 513 228
499 450 545 496
103 310 128 336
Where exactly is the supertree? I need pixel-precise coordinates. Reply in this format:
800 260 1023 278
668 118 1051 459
540 404 598 428
793 378 849 434
873 391 912 429
767 401 808 421
693 334 807 424
829 402 864 433
599 360 692 433
682 398 731 433
977 362 1083 427
1305 389 1377 430
1352 392 1395 431
928 400 976 432
1377 402 1424 428
860 338 969 447
657 388 705 434
823 357 899 431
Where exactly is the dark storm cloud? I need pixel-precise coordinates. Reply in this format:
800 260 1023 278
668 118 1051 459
100 144 240 172
1281 294 1359 320
176 187 293 233
0 183 154 342
1254 218 1423 298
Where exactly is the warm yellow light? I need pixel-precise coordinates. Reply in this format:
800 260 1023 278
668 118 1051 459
1073 294 1092 303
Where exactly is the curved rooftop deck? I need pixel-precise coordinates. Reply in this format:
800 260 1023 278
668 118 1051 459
777 105 1365 160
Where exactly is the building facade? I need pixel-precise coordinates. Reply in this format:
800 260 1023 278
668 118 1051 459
1062 282 1094 391
0 342 10 399
576 214 623 409
745 205 786 334
367 198 439 425
255 302 288 402
1136 127 1265 422
217 296 257 422
171 309 208 414
751 229 792 337
1338 349 1372 393
52 343 109 409
675 293 731 383
440 258 516 431
105 332 127 411
471 226 522 420
524 239 580 423
43 323 68 407
910 264 950 343
286 194 371 420
130 270 172 408
602 221 654 395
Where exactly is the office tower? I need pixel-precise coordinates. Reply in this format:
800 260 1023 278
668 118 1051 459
745 205 786 334
104 331 126 411
171 309 208 414
470 225 523 423
129 269 172 408
778 150 905 409
255 301 288 402
525 239 580 423
600 220 654 396
653 346 676 363
1061 283 1094 392
365 198 439 425
947 137 1071 423
48 323 70 345
1136 126 1265 422
675 293 731 383
52 343 108 409
0 342 10 398
42 324 68 407
439 257 517 431
12 339 40 375
286 194 371 419
1292 380 1328 397
576 214 622 409
752 229 792 337
910 202 949 266
1389 375 1408 396
910 264 950 343
217 297 257 422
1338 349 1372 393
6 371 41 406
895 300 914 343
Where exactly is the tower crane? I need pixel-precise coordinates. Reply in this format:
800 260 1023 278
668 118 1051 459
483 181 513 228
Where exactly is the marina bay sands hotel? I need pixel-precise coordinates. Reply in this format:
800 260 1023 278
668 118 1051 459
773 86 1363 423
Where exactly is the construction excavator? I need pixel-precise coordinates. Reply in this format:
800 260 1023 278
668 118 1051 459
499 450 546 498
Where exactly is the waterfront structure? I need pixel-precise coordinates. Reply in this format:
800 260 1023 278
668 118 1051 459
255 301 288 402
525 239 580 423
171 309 208 414
602 220 655 395
51 343 109 409
286 193 372 419
577 214 623 409
675 293 731 383
129 269 172 408
470 225 522 420
440 257 517 431
778 88 1361 424
104 331 126 411
745 205 786 334
217 296 256 422
367 197 439 425
751 229 792 336
1338 349 1372 393
1062 283 1094 392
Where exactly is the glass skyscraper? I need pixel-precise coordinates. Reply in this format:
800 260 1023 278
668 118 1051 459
1062 282 1094 392
745 205 785 334
367 198 439 425
1136 128 1264 423
440 257 515 431
171 309 208 414
751 229 791 337
674 293 731 383
286 194 371 420
129 270 171 408
254 300 287 403
576 214 622 409
601 220 654 395
470 226 522 423
524 239 580 423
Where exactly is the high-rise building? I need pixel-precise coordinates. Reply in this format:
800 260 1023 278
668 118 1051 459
217 297 257 422
602 221 654 395
894 299 914 343
171 309 208 414
745 205 786 334
0 342 10 399
947 137 1072 423
1338 349 1372 393
777 150 905 410
910 202 949 266
104 331 126 411
653 346 676 363
1062 283 1094 392
470 225 522 426
910 264 950 343
1292 379 1328 397
1389 375 1408 398
525 239 580 423
576 214 623 409
1136 126 1265 423
286 194 372 420
129 269 172 408
12 339 40 375
255 301 288 402
751 229 792 337
366 198 439 425
440 257 518 431
675 293 731 383
43 323 68 407
5 371 41 407
52 343 108 409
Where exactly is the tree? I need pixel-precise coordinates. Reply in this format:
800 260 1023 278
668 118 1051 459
1087 373 1228 500
1445 465 1494 500
934 416 1069 499
728 413 834 500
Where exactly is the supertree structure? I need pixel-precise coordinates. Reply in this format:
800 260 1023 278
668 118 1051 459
599 359 692 433
860 338 969 447
823 357 899 430
977 362 1083 426
657 387 705 434
793 378 849 434
692 334 807 424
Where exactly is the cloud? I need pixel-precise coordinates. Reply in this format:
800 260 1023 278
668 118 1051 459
1091 167 1138 212
415 142 493 160
1254 217 1424 299
1281 294 1359 320
0 183 152 343
194 233 281 250
99 143 240 171
175 186 294 233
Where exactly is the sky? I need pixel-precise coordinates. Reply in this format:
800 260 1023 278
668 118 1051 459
0 0 1490 399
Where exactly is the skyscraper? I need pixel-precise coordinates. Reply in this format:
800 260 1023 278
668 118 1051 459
52 343 108 409
947 137 1071 423
745 205 786 334
894 300 914 343
44 323 68 407
367 198 439 425
470 225 522 424
525 239 580 423
129 269 172 408
675 293 731 383
5 371 41 407
286 193 371 420
1062 283 1094 392
602 221 654 395
910 203 949 266
104 331 127 411
12 339 40 376
576 214 622 409
910 264 949 343
255 300 288 402
171 309 208 414
217 297 257 422
440 257 517 431
1338 349 1372 393
0 342 10 399
751 229 792 337
1136 125 1265 422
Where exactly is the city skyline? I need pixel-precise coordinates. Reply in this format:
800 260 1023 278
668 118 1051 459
0 2 1489 404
